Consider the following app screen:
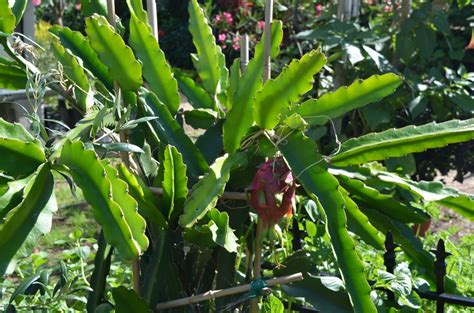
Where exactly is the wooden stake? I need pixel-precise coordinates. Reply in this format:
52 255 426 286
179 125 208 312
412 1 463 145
240 34 249 73
155 273 303 310
147 0 159 40
250 220 264 312
263 0 274 82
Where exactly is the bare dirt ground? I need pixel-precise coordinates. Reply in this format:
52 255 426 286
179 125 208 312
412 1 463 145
432 172 474 241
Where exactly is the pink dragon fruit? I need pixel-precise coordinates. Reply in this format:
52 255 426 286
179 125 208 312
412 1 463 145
249 157 296 228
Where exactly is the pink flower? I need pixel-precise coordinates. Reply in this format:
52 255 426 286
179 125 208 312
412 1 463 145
315 3 322 17
218 33 227 42
32 0 41 6
214 15 222 22
75 2 81 10
383 4 391 12
232 35 240 50
257 20 265 30
223 12 233 24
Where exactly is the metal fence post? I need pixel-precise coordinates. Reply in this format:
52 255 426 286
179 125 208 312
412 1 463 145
431 239 451 313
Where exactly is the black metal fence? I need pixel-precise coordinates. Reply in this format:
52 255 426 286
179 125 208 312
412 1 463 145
384 231 474 313
283 231 474 313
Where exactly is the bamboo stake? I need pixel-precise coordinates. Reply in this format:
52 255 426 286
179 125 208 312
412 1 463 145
106 0 141 295
250 220 264 312
155 273 303 310
240 34 249 73
146 0 158 40
263 0 274 82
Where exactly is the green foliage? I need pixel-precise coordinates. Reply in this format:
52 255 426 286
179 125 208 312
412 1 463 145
0 164 54 276
0 138 45 177
254 50 326 129
296 73 402 121
139 90 209 177
128 13 180 115
52 42 92 112
117 164 167 228
223 21 283 152
188 0 228 98
1 2 473 312
59 141 148 260
0 3 15 34
50 26 113 89
112 287 151 313
332 118 474 167
161 145 188 223
179 152 246 227
0 58 27 90
85 14 143 91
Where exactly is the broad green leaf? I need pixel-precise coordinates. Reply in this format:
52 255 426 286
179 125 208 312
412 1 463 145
226 59 240 110
80 0 108 17
126 0 148 23
184 109 217 129
261 294 284 313
0 164 54 276
373 171 474 220
296 73 402 121
0 138 45 177
10 0 27 26
142 229 166 303
102 162 149 252
437 196 474 220
175 71 214 109
0 2 15 34
338 175 429 224
112 287 151 313
196 120 224 164
162 145 188 222
59 141 146 260
279 131 376 313
331 118 474 167
52 42 93 112
179 152 247 227
208 208 238 253
85 14 143 91
117 164 167 227
188 0 228 96
340 187 384 249
254 50 326 129
50 26 113 89
87 231 113 313
0 177 29 220
0 118 38 143
0 58 27 90
223 21 283 152
140 90 209 177
129 14 180 115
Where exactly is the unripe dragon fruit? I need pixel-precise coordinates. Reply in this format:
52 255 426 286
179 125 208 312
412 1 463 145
249 157 296 227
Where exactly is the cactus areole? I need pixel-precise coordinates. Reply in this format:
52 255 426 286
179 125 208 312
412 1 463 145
249 157 296 227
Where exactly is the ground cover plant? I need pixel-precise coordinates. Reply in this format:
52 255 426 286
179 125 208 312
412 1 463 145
0 0 473 312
